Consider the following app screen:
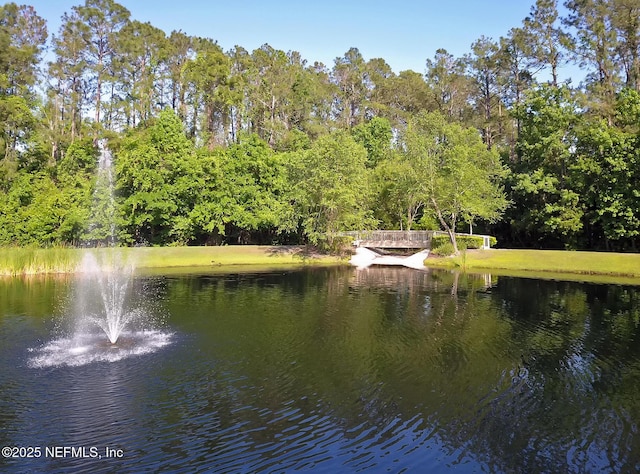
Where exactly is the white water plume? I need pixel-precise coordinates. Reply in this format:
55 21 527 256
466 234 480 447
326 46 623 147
78 251 136 344
27 142 173 367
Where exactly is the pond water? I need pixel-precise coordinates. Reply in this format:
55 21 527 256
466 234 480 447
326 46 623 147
1 266 640 473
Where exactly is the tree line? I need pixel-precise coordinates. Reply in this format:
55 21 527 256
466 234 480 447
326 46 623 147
0 0 639 250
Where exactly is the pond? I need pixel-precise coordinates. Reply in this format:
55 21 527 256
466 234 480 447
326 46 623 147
1 266 639 473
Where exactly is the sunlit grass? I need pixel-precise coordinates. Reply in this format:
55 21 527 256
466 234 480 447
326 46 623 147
0 246 344 276
127 245 345 269
425 249 640 279
0 247 81 276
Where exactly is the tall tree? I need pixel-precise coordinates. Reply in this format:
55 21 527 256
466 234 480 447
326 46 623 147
116 108 198 244
522 0 570 86
0 3 47 164
425 49 471 122
183 38 231 148
246 44 305 145
50 9 89 143
506 85 583 247
113 20 166 128
332 47 368 128
73 0 130 127
218 134 295 242
467 36 502 149
163 30 193 124
564 0 620 120
497 27 538 156
351 116 393 168
610 0 640 91
375 69 433 125
571 88 640 249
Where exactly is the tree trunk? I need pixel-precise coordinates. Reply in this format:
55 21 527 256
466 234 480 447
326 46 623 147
432 198 458 254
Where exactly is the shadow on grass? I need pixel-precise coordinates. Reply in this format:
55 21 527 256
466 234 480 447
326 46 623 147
265 245 328 261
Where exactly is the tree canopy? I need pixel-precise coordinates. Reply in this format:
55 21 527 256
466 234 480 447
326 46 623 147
1 0 639 251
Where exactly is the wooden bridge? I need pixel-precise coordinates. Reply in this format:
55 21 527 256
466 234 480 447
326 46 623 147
339 230 493 250
340 230 434 249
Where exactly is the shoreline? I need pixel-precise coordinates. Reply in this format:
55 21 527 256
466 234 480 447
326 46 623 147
424 249 640 284
4 246 640 286
0 246 346 277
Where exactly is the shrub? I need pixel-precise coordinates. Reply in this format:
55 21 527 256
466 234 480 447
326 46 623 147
317 235 354 255
431 242 455 256
431 234 497 250
457 235 484 249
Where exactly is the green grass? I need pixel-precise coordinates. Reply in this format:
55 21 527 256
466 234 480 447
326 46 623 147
128 246 342 269
0 247 80 276
0 246 344 276
425 249 640 282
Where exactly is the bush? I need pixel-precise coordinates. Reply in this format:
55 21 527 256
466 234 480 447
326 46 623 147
431 242 455 256
431 234 497 250
317 235 354 255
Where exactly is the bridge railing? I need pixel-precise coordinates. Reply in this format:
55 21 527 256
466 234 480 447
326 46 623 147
336 230 493 250
338 230 436 242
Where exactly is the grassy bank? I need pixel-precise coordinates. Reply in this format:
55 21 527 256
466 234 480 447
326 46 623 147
426 249 640 281
0 246 344 276
0 247 80 276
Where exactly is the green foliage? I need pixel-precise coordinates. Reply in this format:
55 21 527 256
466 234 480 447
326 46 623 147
432 234 495 250
218 134 295 239
116 108 197 244
351 117 392 167
614 88 640 132
289 131 375 243
403 111 508 253
0 170 89 246
571 113 640 249
371 153 424 230
432 242 455 256
3 1 640 251
415 212 440 231
506 85 583 247
58 138 97 179
315 235 354 255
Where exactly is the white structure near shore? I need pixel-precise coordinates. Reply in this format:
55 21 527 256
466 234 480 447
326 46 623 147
350 247 430 270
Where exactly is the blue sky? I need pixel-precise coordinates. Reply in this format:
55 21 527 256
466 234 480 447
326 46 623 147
29 0 553 74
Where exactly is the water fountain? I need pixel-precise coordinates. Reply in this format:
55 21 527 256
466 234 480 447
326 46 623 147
28 141 172 368
77 251 136 345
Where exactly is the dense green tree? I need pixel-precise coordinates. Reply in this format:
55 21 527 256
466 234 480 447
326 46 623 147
351 116 392 167
402 111 508 252
218 134 294 242
506 85 582 247
116 108 197 244
372 154 426 230
571 89 640 249
289 131 374 243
